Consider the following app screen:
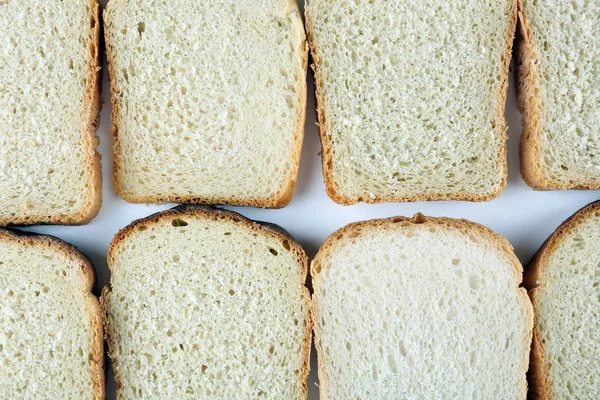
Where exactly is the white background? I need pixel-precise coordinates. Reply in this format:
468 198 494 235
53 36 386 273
20 1 599 398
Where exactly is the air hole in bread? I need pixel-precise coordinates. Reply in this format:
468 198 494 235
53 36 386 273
269 248 278 256
348 230 361 238
469 275 481 290
282 239 290 251
137 22 145 34
171 219 188 227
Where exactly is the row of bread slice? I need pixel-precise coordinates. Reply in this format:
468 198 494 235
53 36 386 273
4 0 598 226
1 204 598 398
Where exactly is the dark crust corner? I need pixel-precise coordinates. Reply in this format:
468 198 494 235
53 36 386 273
524 199 600 289
0 227 95 277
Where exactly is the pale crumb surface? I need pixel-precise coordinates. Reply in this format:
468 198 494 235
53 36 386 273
313 220 531 399
522 0 600 185
306 0 514 200
105 213 310 399
0 236 96 398
534 211 600 398
105 0 306 204
0 1 97 221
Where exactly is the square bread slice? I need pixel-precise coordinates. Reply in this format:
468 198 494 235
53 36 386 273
306 0 517 204
0 229 104 398
312 214 533 399
104 0 307 207
524 201 600 399
0 0 102 225
102 206 311 398
517 0 600 190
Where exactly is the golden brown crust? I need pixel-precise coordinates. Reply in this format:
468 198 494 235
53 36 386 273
306 1 517 204
516 1 600 191
102 205 312 399
523 200 600 399
105 0 307 208
0 228 105 400
311 214 533 399
0 0 102 225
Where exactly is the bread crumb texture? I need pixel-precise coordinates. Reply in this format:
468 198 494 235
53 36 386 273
306 0 515 203
531 205 600 398
105 0 307 206
520 0 600 187
103 209 311 398
0 0 100 223
312 216 532 399
0 232 99 398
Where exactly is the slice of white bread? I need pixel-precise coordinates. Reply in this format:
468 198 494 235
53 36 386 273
102 206 311 398
103 0 307 207
312 214 533 399
0 229 104 398
524 201 600 398
305 0 517 204
0 0 102 225
517 0 600 190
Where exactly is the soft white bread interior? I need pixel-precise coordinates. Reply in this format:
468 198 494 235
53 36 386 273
517 0 600 190
524 201 600 399
0 0 102 224
305 0 517 204
102 206 311 399
312 214 533 399
0 229 104 399
104 0 307 207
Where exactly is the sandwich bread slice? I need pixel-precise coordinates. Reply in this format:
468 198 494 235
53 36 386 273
517 0 600 190
104 0 307 207
102 206 311 398
0 229 104 399
524 201 600 399
306 0 517 203
312 214 533 399
0 0 102 224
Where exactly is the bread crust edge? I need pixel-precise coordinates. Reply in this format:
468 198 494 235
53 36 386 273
305 1 516 204
105 0 307 208
0 228 105 399
311 214 533 399
523 200 600 399
102 205 312 399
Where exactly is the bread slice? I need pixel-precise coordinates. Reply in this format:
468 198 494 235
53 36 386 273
517 0 600 190
102 205 311 398
0 0 102 225
523 201 600 398
305 0 517 204
104 0 307 207
312 214 533 399
0 229 104 398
